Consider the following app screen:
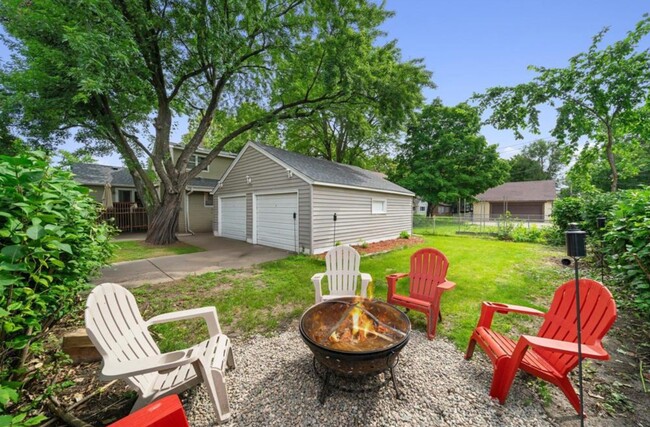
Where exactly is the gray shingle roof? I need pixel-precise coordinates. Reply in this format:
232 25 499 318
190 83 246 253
189 177 219 189
71 164 135 187
475 180 556 202
254 143 413 195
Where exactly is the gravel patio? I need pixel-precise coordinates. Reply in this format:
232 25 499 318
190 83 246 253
183 327 553 426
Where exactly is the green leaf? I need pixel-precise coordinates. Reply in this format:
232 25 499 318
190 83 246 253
0 308 9 318
0 387 19 406
24 414 48 426
26 224 45 240
0 415 14 425
0 245 25 260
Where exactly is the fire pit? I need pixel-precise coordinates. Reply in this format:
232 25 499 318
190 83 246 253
299 297 411 403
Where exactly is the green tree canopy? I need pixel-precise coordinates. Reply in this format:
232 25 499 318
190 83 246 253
508 139 566 182
474 15 650 192
390 99 509 207
1 0 415 244
508 154 546 182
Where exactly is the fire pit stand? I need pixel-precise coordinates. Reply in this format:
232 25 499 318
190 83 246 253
313 353 402 404
299 297 411 405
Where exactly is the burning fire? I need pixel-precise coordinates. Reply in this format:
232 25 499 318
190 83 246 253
328 302 392 345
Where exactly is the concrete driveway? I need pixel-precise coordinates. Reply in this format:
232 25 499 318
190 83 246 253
94 233 289 287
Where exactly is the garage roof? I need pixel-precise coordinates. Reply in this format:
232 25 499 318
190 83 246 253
475 180 556 202
254 143 414 196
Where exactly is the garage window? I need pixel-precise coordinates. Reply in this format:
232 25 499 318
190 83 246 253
371 199 387 214
204 193 214 207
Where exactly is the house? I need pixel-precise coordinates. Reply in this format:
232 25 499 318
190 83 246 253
413 199 428 216
473 180 556 221
211 142 414 254
71 145 236 233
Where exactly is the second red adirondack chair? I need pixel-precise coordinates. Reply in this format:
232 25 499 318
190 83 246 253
465 278 617 416
386 248 455 339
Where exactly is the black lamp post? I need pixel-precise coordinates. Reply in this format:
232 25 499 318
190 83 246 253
597 216 607 283
565 223 587 424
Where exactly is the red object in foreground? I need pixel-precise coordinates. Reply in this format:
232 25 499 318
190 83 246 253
109 395 189 427
386 248 456 339
465 279 617 415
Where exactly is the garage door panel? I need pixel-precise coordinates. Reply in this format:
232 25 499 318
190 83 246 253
256 193 297 251
220 196 246 240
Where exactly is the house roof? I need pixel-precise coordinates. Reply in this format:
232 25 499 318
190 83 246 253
475 180 556 202
253 143 414 196
71 164 136 187
71 163 219 190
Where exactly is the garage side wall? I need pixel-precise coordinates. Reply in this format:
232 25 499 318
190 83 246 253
213 147 311 251
312 186 412 254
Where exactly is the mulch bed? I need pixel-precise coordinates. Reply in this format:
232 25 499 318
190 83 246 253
315 236 424 259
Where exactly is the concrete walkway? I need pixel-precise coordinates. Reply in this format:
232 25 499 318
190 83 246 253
94 233 289 287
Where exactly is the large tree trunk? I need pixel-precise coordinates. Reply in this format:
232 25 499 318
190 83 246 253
145 193 182 245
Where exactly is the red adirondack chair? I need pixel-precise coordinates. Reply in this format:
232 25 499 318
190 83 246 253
465 278 617 415
386 248 455 339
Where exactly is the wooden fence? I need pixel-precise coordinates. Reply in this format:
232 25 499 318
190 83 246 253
100 202 149 232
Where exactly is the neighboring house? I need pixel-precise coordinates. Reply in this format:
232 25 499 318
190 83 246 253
413 199 428 216
71 164 141 204
71 145 236 233
169 144 236 233
473 180 556 221
211 142 414 254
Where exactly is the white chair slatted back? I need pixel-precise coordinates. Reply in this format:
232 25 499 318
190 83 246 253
85 283 160 392
325 245 361 296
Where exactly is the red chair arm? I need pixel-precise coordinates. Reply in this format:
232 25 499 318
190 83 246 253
437 280 456 291
476 301 545 328
520 335 610 360
386 273 408 302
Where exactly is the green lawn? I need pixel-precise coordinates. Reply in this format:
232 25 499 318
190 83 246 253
110 240 204 263
132 234 571 353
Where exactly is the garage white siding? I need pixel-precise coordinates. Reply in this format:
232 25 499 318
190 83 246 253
219 196 246 240
255 193 298 251
312 186 412 254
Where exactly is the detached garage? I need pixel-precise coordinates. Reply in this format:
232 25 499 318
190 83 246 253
211 142 414 254
473 180 556 221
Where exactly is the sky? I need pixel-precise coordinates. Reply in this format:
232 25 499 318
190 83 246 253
1 1 648 166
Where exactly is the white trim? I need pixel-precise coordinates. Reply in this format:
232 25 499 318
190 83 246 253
371 198 388 215
251 194 257 244
217 193 247 238
314 182 414 197
309 185 314 255
170 143 237 158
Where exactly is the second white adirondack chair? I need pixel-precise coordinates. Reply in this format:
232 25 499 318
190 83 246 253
85 283 235 423
311 245 372 303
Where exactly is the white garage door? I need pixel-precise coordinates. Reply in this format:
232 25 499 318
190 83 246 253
220 196 246 240
256 193 298 251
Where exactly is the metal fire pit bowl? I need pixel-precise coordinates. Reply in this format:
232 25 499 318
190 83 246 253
299 297 411 376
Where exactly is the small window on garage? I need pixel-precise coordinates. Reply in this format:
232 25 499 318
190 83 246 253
204 193 214 207
371 199 387 214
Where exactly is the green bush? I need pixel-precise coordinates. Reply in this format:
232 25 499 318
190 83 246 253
0 152 114 423
603 187 650 316
399 231 410 239
551 196 584 232
511 225 545 243
496 212 515 240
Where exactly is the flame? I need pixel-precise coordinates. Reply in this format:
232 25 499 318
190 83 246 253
367 281 374 300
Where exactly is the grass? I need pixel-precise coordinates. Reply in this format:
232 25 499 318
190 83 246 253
110 240 204 263
131 234 571 353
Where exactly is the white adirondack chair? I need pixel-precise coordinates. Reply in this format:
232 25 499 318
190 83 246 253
85 283 235 423
311 245 372 303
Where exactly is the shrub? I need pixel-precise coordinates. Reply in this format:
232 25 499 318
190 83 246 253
496 211 515 240
511 225 545 243
399 231 410 239
0 152 115 422
551 196 584 232
603 187 650 316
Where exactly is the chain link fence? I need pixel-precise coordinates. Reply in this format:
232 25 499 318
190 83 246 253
412 214 553 237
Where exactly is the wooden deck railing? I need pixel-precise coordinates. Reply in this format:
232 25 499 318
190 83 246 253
100 202 148 232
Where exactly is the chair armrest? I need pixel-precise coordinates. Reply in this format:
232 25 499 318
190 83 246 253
147 307 221 336
521 335 610 360
385 273 408 302
476 301 545 329
360 273 372 298
437 280 456 291
311 273 325 303
101 348 200 379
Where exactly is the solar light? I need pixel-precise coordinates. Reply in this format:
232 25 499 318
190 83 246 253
565 223 587 258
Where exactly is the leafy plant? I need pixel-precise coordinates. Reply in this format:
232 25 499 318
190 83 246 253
0 151 114 421
551 197 584 232
603 187 650 315
359 240 369 249
399 231 410 239
497 211 515 240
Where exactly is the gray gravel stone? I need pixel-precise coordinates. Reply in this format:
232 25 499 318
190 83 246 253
183 327 552 426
